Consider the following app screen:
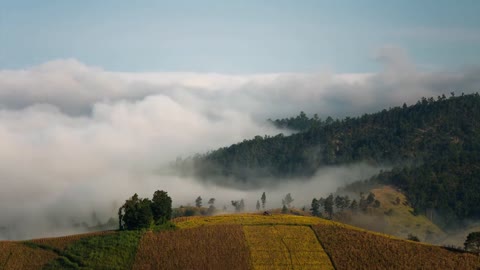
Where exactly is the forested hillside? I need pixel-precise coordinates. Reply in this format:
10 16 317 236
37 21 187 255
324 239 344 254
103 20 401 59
179 93 480 225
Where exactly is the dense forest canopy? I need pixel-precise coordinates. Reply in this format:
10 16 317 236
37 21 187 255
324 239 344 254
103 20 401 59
176 93 480 226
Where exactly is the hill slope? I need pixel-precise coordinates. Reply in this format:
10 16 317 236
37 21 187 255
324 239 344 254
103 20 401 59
1 214 479 269
181 94 480 225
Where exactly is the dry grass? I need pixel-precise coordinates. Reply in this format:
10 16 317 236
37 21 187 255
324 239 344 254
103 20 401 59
173 213 322 229
313 223 480 270
0 242 57 270
244 225 334 270
371 185 445 241
133 224 251 270
30 230 115 251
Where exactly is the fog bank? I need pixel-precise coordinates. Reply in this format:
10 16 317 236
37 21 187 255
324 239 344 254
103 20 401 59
1 47 480 239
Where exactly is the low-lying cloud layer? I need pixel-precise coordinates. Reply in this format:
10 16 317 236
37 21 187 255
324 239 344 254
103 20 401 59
1 47 480 239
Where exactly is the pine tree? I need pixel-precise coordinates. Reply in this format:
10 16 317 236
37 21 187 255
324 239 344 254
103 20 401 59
195 196 202 208
261 192 266 209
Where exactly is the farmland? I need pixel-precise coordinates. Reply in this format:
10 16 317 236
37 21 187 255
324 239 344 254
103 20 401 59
173 213 322 229
244 225 334 270
313 223 480 269
133 224 250 270
1 214 479 269
42 230 143 269
0 242 57 270
29 231 115 251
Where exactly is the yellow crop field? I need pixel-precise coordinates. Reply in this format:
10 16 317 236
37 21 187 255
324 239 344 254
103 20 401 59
30 230 115 251
243 225 334 270
174 213 323 229
313 223 480 270
0 242 57 270
133 224 251 270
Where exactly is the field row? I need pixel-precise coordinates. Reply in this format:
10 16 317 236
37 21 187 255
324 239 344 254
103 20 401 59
173 214 324 229
312 223 480 270
133 224 251 270
243 225 334 270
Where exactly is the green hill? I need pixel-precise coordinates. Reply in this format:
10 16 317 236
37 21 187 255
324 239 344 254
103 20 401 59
1 214 479 269
179 93 480 226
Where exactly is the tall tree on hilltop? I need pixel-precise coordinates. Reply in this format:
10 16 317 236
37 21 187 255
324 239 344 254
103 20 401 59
282 193 294 208
208 198 216 206
118 193 153 230
311 198 321 217
324 194 334 219
151 190 172 225
261 192 266 209
195 196 202 208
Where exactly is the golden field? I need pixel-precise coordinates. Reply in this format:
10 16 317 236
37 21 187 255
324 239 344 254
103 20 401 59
173 213 322 229
244 225 334 270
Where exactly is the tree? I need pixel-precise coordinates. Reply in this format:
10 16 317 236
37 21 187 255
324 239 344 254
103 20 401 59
151 190 172 224
366 192 376 205
334 195 344 210
282 193 294 208
208 198 216 206
464 232 480 253
281 204 288 214
256 200 261 211
118 193 153 230
206 198 216 215
261 192 266 209
310 198 321 217
195 196 202 208
349 199 358 211
231 199 245 212
324 194 334 219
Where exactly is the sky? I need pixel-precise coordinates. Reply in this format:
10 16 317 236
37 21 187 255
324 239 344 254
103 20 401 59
1 1 480 240
2 0 480 73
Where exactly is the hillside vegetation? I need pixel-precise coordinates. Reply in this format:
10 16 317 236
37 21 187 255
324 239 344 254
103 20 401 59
347 185 445 242
1 214 479 269
182 93 480 225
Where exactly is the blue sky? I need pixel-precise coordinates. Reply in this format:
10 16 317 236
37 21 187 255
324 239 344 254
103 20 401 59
1 0 479 73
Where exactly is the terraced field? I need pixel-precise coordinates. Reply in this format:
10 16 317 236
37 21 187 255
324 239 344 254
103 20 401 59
244 225 334 270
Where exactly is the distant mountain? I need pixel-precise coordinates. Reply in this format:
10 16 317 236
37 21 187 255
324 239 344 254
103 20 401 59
178 93 480 225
